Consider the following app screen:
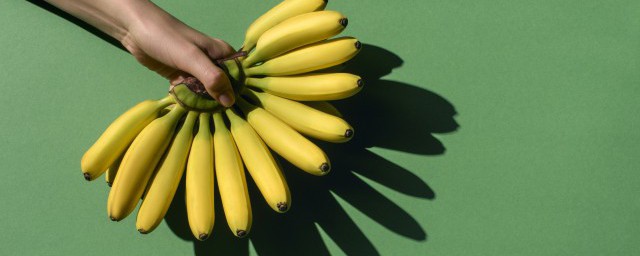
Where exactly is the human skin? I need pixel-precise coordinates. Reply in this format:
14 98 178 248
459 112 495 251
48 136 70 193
44 0 237 107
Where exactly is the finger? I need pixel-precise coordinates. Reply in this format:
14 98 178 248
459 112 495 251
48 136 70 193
197 35 236 59
177 45 235 107
130 50 180 80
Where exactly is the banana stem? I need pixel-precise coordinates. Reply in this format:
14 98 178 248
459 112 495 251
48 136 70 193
215 51 248 82
170 51 247 111
235 97 254 112
158 95 175 106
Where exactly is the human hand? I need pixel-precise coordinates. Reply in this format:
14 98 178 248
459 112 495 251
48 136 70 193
121 8 237 106
44 0 237 106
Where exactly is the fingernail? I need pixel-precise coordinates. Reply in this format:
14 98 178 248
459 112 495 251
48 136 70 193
218 93 234 107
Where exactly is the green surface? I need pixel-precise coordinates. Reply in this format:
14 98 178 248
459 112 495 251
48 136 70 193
2 0 639 255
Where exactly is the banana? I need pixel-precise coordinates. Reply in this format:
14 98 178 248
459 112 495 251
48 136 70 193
245 90 353 143
105 151 125 187
243 10 347 67
245 72 362 101
136 111 198 234
302 101 343 118
107 105 186 221
213 112 252 237
237 98 330 175
185 112 215 241
244 37 361 76
225 108 290 212
242 0 327 52
82 96 174 181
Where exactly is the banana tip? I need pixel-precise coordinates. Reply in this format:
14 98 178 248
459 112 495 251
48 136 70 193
83 173 91 181
236 230 247 237
320 163 331 173
277 202 289 212
109 216 118 222
357 79 364 87
355 41 362 49
198 233 210 241
138 229 149 234
345 129 354 138
340 18 348 27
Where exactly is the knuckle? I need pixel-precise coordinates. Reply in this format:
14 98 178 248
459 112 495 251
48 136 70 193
202 71 226 89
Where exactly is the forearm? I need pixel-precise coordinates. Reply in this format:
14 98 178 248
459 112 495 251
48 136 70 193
45 0 237 106
44 0 155 42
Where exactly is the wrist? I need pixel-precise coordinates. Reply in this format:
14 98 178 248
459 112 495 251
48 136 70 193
120 1 181 45
110 0 157 42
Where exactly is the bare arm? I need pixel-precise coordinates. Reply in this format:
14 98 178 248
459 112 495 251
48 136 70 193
45 0 236 106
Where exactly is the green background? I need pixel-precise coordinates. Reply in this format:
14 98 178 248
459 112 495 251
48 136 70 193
2 0 639 255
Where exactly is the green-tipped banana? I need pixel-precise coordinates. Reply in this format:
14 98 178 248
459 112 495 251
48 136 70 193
245 90 353 143
226 108 290 213
82 96 173 181
213 112 252 237
245 37 361 76
107 105 186 221
242 0 327 52
237 98 330 176
186 112 215 241
136 111 198 234
246 72 362 101
243 10 347 67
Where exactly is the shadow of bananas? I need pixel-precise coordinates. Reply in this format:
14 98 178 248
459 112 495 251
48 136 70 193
165 44 458 255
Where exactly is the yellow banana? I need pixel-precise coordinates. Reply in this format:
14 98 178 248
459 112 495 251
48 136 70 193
302 101 343 118
237 98 330 176
213 112 252 237
245 90 353 143
136 111 198 234
82 96 174 181
226 108 290 212
242 0 327 52
243 10 347 67
139 106 175 197
107 105 186 221
245 72 362 101
105 151 125 187
185 112 215 241
244 37 361 76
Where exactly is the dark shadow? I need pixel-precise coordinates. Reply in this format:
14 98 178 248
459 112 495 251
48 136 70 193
26 0 127 52
335 45 459 155
30 2 459 250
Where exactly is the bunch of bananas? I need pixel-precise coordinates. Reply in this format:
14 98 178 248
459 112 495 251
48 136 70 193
81 0 362 241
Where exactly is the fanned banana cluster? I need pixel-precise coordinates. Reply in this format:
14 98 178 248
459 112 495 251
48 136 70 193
82 0 362 240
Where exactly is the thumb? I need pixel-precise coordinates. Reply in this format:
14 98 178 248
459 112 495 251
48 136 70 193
178 46 235 107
